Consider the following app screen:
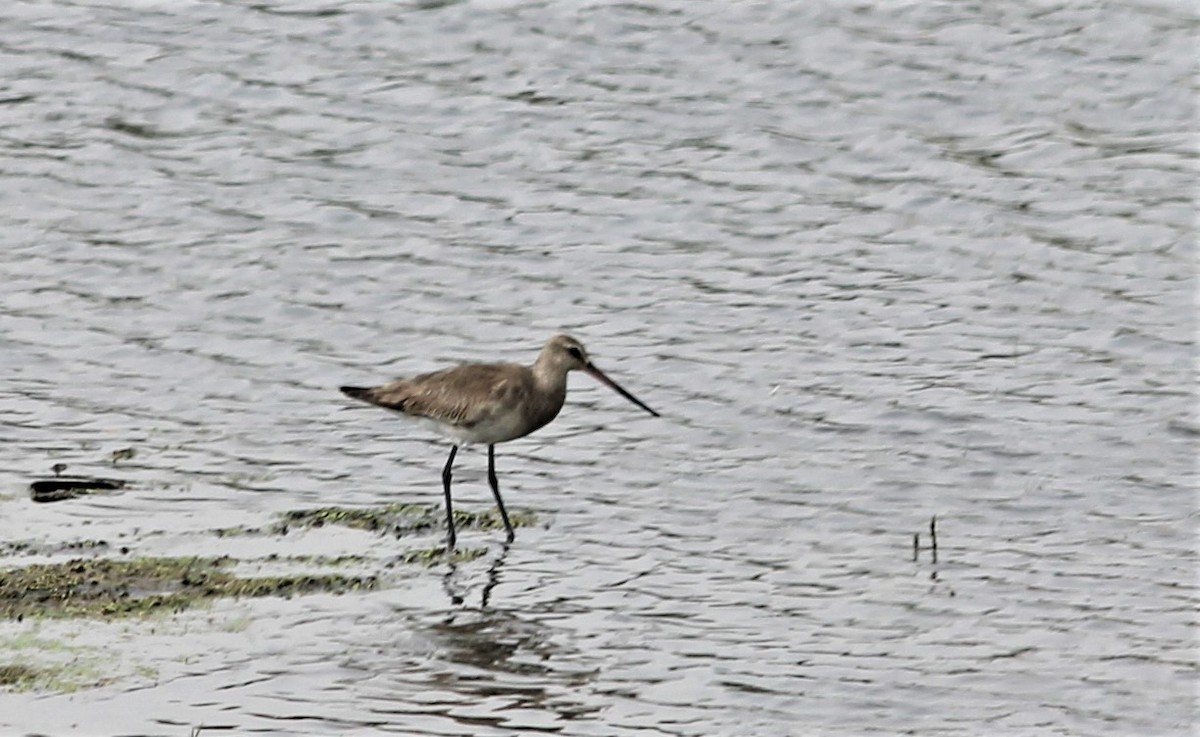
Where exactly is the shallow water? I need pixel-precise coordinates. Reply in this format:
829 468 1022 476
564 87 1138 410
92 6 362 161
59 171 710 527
0 1 1195 735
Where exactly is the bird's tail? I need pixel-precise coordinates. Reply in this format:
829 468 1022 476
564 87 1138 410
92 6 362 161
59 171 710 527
339 385 372 401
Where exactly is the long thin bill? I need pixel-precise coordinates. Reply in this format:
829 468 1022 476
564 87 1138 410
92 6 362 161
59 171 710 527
584 364 660 417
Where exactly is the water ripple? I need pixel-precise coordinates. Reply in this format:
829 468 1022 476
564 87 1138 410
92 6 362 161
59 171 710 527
0 1 1195 735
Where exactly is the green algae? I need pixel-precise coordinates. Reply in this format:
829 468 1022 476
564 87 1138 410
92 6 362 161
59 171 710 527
275 502 536 535
0 631 107 692
394 545 487 567
0 659 105 692
0 663 42 688
0 503 532 622
215 502 537 538
262 553 369 566
0 557 377 620
275 502 433 533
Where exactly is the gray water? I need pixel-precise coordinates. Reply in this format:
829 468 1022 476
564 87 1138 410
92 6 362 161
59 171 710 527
0 1 1195 735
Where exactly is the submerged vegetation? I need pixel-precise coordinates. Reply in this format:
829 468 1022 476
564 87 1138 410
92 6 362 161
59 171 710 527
0 502 535 621
0 652 105 693
0 500 536 693
0 556 376 619
215 501 537 538
0 662 43 689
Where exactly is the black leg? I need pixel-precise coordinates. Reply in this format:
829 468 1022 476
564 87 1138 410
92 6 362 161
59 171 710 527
442 445 459 550
487 444 515 543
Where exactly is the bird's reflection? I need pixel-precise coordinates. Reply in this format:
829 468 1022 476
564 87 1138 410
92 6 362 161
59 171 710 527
432 543 572 679
377 543 600 716
442 540 511 609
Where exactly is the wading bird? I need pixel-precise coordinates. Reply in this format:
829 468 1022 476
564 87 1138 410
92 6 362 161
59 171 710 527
340 334 658 548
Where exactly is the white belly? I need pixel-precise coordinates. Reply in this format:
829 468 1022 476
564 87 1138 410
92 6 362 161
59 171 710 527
413 411 528 446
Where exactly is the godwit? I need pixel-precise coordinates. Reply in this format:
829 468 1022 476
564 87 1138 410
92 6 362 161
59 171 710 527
340 334 659 548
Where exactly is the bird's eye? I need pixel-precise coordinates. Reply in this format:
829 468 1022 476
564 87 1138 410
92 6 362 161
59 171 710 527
567 346 584 360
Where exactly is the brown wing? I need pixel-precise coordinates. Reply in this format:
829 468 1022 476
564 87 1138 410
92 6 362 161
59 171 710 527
342 363 532 429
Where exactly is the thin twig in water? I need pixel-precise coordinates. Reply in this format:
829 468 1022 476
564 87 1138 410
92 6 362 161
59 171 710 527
930 515 939 565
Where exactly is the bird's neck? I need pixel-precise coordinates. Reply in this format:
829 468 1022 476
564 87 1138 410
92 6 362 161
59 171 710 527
527 361 569 430
532 358 570 396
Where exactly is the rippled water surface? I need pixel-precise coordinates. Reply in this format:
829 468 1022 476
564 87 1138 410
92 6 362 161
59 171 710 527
1 1 1196 735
